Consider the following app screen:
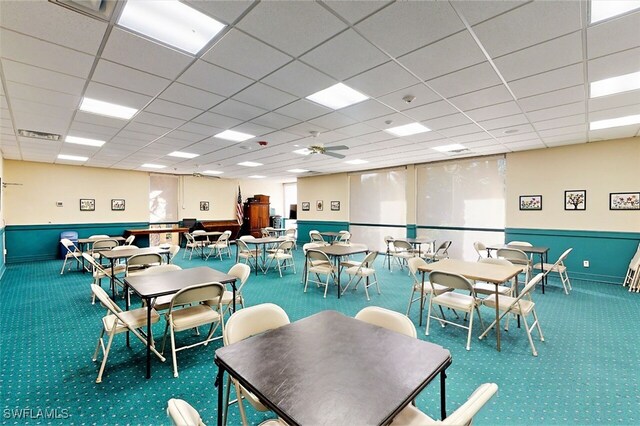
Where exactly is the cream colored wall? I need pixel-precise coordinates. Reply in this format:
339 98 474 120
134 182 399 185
4 160 150 224
297 173 349 221
506 137 640 232
179 176 236 220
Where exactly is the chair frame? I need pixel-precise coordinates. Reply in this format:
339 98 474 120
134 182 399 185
60 238 83 274
265 240 296 277
341 251 380 300
304 249 337 298
206 231 232 261
533 248 573 295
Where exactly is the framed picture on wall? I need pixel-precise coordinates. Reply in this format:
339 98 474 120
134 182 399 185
316 200 323 211
519 195 542 210
111 199 125 211
200 201 210 211
301 202 310 211
565 190 586 210
80 198 95 211
610 192 639 210
331 201 340 211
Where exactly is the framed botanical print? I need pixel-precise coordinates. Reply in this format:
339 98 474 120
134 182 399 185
111 199 125 211
565 190 586 210
80 198 95 211
610 192 639 210
519 195 542 211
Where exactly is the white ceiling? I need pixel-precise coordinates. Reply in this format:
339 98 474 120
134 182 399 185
0 0 639 180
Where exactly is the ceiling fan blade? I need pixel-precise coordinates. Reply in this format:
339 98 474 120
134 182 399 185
324 151 346 159
324 145 349 151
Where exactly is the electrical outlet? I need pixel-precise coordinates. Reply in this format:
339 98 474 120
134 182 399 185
583 260 590 268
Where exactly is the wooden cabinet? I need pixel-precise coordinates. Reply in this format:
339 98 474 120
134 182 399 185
243 195 270 237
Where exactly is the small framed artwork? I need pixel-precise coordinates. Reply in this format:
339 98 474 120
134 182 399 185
80 198 95 211
610 192 640 210
565 190 586 211
331 201 341 211
519 195 542 211
200 201 210 211
316 200 324 211
111 199 125 211
301 202 310 211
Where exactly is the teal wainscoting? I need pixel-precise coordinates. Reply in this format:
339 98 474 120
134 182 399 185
506 228 640 284
406 224 417 239
0 227 6 279
296 221 349 244
5 222 149 263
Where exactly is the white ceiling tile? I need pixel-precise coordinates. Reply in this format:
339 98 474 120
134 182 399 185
236 1 347 56
168 129 211 143
356 1 464 57
275 99 332 121
1 59 85 96
424 113 474 131
587 11 640 59
5 81 80 109
363 113 415 131
133 112 185 130
192 112 243 129
10 98 74 120
589 91 640 112
504 139 546 151
427 62 502 98
478 114 529 131
92 60 171 97
184 0 255 25
0 1 107 54
334 122 379 138
251 113 300 130
0 29 94 78
211 99 267 121
346 61 419 99
473 1 581 57
399 31 486 81
13 110 73 135
124 122 171 137
179 60 253 97
543 132 587 145
465 101 522 122
376 84 442 112
440 125 488 139
102 28 193 80
174 122 219 137
509 64 584 98
74 111 128 130
308 112 358 130
527 102 585 122
84 81 152 110
497 131 539 143
533 114 585 131
588 47 640 82
259 131 300 144
538 124 588 138
159 83 225 111
494 32 584 81
300 30 388 80
340 100 396 122
448 85 514 110
262 61 336 98
519 85 586 112
143 99 203 121
201 29 292 80
452 1 528 26
233 83 297 111
489 124 536 139
589 104 640 121
231 122 274 138
404 101 460 121
323 1 393 24
118 129 157 143
68 122 120 139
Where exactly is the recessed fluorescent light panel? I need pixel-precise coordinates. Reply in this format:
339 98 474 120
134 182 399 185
306 83 368 110
214 130 255 142
249 175 265 179
385 122 431 137
58 154 88 162
168 151 199 159
345 159 368 165
590 71 640 98
79 97 137 120
117 0 226 54
238 161 262 167
65 136 105 147
432 144 467 152
287 169 309 173
293 148 312 156
141 163 166 169
202 170 223 175
590 114 640 130
590 0 640 23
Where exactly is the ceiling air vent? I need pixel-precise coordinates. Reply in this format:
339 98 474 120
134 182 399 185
49 0 117 21
17 129 61 141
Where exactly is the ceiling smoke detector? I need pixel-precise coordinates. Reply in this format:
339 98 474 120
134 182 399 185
402 95 416 104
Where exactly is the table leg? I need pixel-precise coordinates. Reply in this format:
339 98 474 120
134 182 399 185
146 302 152 379
125 283 131 347
440 370 447 420
231 279 237 313
419 271 425 327
541 252 547 294
336 257 341 298
109 258 116 299
495 285 501 352
216 365 224 426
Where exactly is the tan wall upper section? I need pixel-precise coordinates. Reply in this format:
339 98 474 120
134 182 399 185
297 173 349 221
180 176 236 220
4 161 150 224
506 137 640 232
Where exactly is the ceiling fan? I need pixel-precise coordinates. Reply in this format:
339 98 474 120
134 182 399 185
306 144 349 159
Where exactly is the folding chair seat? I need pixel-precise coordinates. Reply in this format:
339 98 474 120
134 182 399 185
406 257 453 319
90 284 165 383
304 249 337 298
206 231 232 260
480 273 545 356
265 240 296 277
533 248 573 294
341 251 380 300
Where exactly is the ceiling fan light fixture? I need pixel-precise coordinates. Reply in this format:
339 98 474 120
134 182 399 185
306 83 369 110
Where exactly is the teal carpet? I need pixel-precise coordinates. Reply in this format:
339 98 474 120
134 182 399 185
1 248 639 425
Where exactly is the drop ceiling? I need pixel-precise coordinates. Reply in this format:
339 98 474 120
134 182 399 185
0 0 638 180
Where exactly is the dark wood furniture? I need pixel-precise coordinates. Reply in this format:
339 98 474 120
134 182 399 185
313 244 369 298
243 195 270 237
199 220 241 239
215 310 452 426
124 266 238 379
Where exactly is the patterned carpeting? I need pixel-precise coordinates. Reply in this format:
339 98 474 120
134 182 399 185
1 248 639 425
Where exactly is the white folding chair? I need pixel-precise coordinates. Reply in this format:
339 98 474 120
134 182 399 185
406 257 453 319
167 399 206 426
60 238 83 274
304 249 337 298
82 252 127 303
355 306 416 338
533 248 573 294
206 231 232 260
265 240 296 277
341 251 380 300
473 241 487 261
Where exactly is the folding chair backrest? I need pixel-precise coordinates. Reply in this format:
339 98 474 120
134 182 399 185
239 235 255 241
473 241 486 252
169 245 180 260
224 303 290 345
361 251 378 267
393 240 413 251
285 228 296 238
236 239 251 254
355 306 417 338
307 249 331 264
497 248 529 266
443 383 498 426
185 233 196 244
90 234 109 239
275 240 294 252
436 240 452 254
228 263 251 289
140 264 182 275
61 238 79 253
216 232 230 244
303 242 325 253
309 231 325 243
170 282 225 310
91 283 121 314
429 271 474 292
125 235 136 245
128 253 163 269
552 248 573 270
82 252 106 273
407 257 428 283
519 273 544 299
93 239 118 251
337 231 351 242
166 399 204 426
509 241 532 247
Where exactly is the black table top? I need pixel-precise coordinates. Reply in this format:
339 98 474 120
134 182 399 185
487 244 549 254
314 243 369 257
215 310 451 425
99 246 168 260
124 266 236 299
